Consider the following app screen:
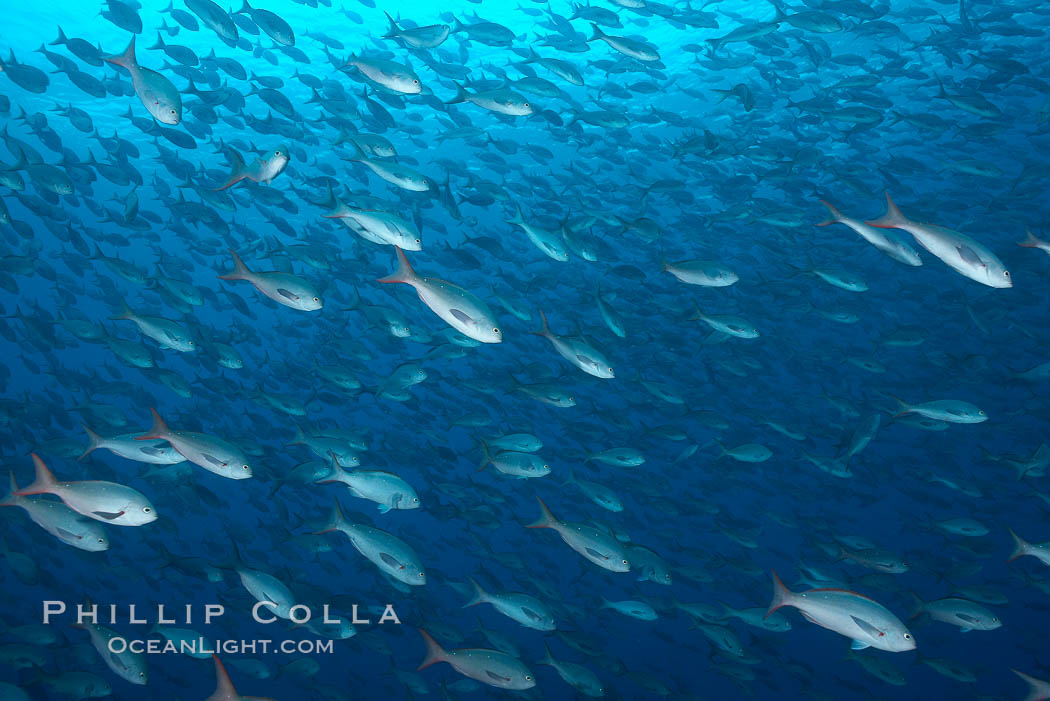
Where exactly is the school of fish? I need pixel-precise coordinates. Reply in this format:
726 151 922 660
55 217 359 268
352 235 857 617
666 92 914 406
1 0 1050 698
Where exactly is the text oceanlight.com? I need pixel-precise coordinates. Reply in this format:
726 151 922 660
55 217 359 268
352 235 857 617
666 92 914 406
109 638 336 655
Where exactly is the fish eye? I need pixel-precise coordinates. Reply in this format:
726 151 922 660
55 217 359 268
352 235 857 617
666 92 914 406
413 497 419 503
143 506 152 513
622 559 628 565
1004 271 1010 276
413 79 419 84
525 675 532 681
904 633 912 639
242 464 250 470
493 327 499 333
415 238 421 244
418 572 424 577
313 297 320 302
98 538 105 543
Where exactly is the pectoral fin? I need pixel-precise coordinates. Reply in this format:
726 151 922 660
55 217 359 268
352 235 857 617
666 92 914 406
850 615 882 639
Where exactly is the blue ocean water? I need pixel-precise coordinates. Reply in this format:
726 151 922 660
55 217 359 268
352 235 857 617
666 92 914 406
1 0 1049 698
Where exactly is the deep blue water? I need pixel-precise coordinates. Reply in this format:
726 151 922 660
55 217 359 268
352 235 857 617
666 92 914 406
1 0 1050 698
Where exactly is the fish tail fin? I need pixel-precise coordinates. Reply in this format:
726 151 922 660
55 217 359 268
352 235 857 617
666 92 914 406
416 629 448 670
588 22 605 41
506 204 525 227
218 249 252 281
382 10 399 36
476 440 492 471
78 423 104 461
889 394 910 418
716 601 736 619
1018 228 1044 248
289 424 308 445
51 27 68 46
108 297 134 321
865 192 909 229
538 641 555 666
315 451 350 484
526 496 558 529
905 591 925 620
817 199 844 226
377 246 417 285
1013 669 1050 701
445 81 467 105
313 498 347 535
103 36 137 71
529 309 551 338
462 578 488 607
214 149 248 191
0 471 21 507
1008 528 1030 562
210 656 239 698
688 301 704 321
15 454 59 496
7 147 27 172
137 407 171 441
238 0 252 13
765 569 795 619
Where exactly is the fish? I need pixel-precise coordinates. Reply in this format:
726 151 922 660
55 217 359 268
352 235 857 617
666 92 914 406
342 54 421 95
213 145 289 190
526 497 630 573
109 300 196 352
136 408 252 480
766 570 916 652
817 200 922 267
316 458 419 513
103 36 182 125
218 249 323 312
537 643 604 697
531 310 614 378
891 397 987 424
417 629 535 690
587 23 660 62
315 499 425 586
236 0 293 46
378 247 502 344
1 472 109 551
462 577 556 630
73 619 148 685
79 424 185 465
866 193 1011 288
910 597 1002 632
13 454 157 527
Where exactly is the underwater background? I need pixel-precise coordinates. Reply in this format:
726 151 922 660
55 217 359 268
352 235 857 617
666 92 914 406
1 0 1049 698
